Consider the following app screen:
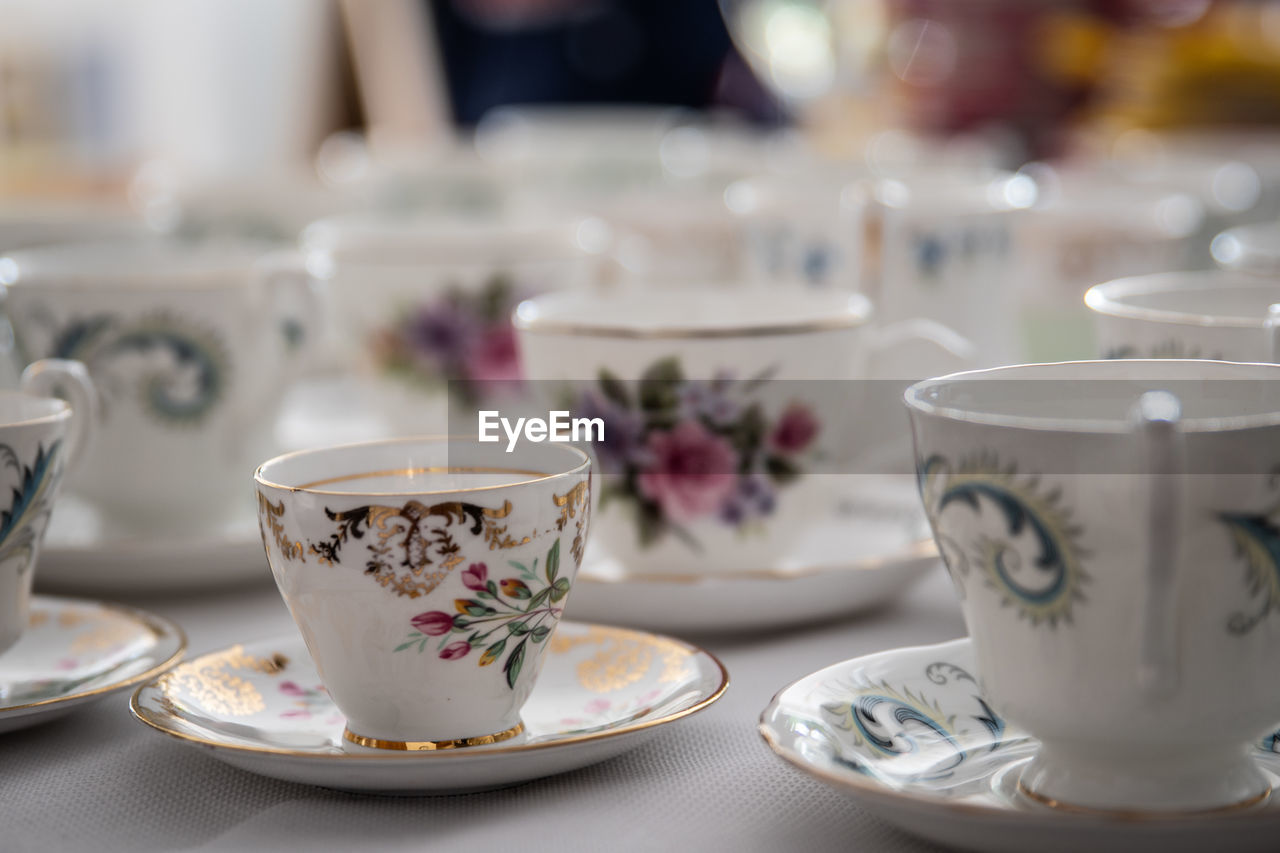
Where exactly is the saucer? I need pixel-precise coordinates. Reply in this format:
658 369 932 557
759 638 1280 853
1 596 185 734
37 495 268 593
131 621 728 795
567 476 939 633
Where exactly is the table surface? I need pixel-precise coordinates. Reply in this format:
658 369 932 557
4 561 965 853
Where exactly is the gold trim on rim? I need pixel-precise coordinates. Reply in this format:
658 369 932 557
578 539 937 584
128 624 728 761
1016 779 1272 818
254 435 591 498
343 722 525 751
298 466 551 491
2 597 186 715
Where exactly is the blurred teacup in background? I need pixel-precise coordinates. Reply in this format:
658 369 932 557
0 359 95 654
0 239 319 535
1086 271 1280 362
515 286 971 576
255 437 591 749
907 359 1280 811
299 212 609 434
1213 221 1280 277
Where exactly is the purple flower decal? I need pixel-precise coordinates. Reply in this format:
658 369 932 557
770 403 819 453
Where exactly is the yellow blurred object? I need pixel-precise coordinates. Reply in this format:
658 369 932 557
1037 10 1114 86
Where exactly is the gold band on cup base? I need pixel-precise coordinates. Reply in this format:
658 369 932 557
1017 779 1272 818
342 722 525 751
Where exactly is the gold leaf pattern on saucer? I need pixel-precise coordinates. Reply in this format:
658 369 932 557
550 625 693 692
159 645 287 717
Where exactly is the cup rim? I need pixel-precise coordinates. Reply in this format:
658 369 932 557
0 238 271 292
904 359 1280 434
0 391 72 429
513 288 874 340
1084 271 1280 329
254 435 591 497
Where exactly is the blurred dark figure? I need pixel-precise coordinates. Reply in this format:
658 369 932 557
428 0 782 124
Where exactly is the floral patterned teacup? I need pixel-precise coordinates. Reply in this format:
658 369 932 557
906 359 1280 812
0 239 320 535
1085 271 1280 362
255 437 591 749
0 358 96 654
300 213 603 433
515 286 972 576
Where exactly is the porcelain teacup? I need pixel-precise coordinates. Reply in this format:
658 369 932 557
255 436 591 749
1085 271 1280 362
0 359 96 654
514 286 972 576
906 359 1280 812
0 238 320 535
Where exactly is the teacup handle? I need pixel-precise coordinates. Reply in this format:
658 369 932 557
864 318 978 380
1265 303 1280 362
1131 390 1184 699
253 250 325 377
19 358 98 474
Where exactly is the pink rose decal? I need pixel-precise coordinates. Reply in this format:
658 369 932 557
636 421 739 519
770 403 819 453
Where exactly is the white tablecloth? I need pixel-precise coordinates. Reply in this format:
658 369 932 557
5 564 964 853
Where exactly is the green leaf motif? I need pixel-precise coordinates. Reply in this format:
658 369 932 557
531 625 551 643
479 638 506 666
550 576 571 603
504 639 527 689
545 538 560 583
509 621 530 635
598 369 631 407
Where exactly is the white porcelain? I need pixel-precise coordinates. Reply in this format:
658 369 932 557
1 595 184 734
760 638 1280 853
1015 165 1203 362
0 360 96 653
1214 222 1280 276
36 494 266 594
515 286 971 577
256 437 592 748
906 359 1280 812
0 201 146 252
566 475 938 632
131 624 725 794
1085 271 1280 362
0 239 320 535
299 212 602 431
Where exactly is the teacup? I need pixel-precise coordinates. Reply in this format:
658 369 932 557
0 358 96 654
0 239 319 534
514 286 972 575
254 437 591 748
907 359 1280 812
300 213 604 431
1085 271 1280 362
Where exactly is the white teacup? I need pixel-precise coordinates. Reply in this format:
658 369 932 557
255 437 591 748
0 359 96 654
0 239 319 534
1085 271 1280 363
300 213 604 431
515 286 972 575
907 359 1280 812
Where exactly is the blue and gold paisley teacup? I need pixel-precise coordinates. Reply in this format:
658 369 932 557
0 358 96 654
0 239 319 535
255 437 591 749
907 359 1280 814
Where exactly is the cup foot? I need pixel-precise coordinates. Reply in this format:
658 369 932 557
1018 744 1272 814
342 721 525 752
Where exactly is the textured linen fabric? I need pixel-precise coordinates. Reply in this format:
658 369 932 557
2 567 962 853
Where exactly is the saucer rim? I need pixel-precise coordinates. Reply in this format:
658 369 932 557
577 539 937 585
130 621 729 762
758 637 1280 828
2 595 187 714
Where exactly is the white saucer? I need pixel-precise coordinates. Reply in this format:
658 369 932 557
760 638 1280 853
37 495 268 593
0 596 185 734
567 476 939 633
131 621 727 795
